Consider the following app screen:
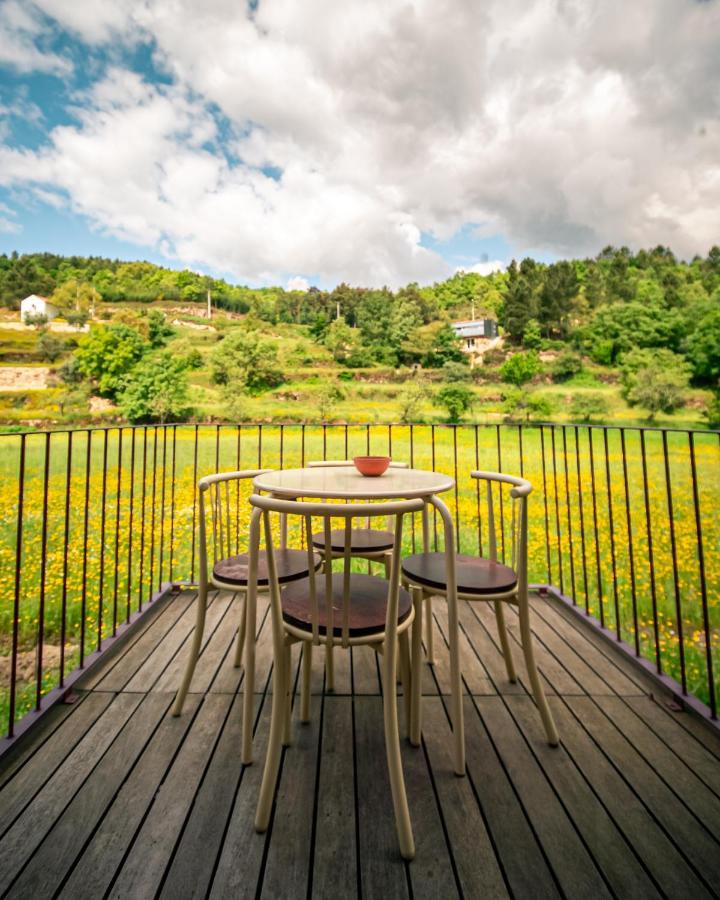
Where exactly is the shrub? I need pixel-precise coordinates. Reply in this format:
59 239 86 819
436 384 474 423
551 351 583 383
441 361 472 383
499 351 542 386
569 393 609 423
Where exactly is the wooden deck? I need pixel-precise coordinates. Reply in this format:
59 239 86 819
1 588 719 899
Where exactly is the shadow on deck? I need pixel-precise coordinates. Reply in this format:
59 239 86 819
1 589 719 899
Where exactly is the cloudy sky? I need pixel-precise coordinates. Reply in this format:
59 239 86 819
0 0 718 289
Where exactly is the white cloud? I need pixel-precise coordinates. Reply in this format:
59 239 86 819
287 276 310 292
459 261 506 276
0 0 71 74
2 0 720 285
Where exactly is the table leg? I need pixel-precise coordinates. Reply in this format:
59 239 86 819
430 495 465 776
242 507 261 765
421 500 435 664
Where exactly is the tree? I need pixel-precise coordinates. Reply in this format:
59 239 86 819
316 382 346 421
620 349 690 420
538 261 577 337
210 329 284 394
147 310 175 348
23 312 48 330
500 351 542 386
37 332 64 362
684 306 720 385
569 393 609 423
502 259 541 341
502 388 554 422
522 318 542 349
397 379 428 423
51 279 100 313
419 323 465 367
436 384 474 423
117 354 191 423
323 319 366 365
65 310 89 329
74 323 149 397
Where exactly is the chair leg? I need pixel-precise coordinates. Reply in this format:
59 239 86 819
410 587 423 747
241 585 257 765
282 644 292 747
424 594 435 665
518 593 559 746
493 599 517 683
172 583 208 716
255 645 287 832
398 630 412 735
300 642 312 723
233 592 247 668
382 636 415 860
325 642 335 692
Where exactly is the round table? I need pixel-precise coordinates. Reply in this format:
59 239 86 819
253 466 454 501
252 464 465 775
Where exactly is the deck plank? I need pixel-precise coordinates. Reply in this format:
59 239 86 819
310 696 357 900
462 696 561 898
477 695 613 899
566 695 720 892
107 694 234 899
7 693 170 899
548 695 713 898
0 692 141 895
507 694 661 899
59 695 202 900
421 697 509 898
2 588 719 900
0 692 112 828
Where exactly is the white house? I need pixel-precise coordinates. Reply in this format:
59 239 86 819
20 294 59 323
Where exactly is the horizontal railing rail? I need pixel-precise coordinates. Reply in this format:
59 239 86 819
0 422 718 739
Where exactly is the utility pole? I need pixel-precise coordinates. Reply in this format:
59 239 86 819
207 289 212 320
336 300 340 320
471 300 475 322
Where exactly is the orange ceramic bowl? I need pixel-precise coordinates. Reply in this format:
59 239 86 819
353 455 391 477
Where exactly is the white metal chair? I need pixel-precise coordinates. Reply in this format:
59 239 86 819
249 492 425 860
307 459 412 689
401 471 559 750
171 470 322 765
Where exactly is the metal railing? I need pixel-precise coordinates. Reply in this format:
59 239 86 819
1 422 718 740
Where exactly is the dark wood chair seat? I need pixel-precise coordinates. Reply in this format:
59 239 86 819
402 552 517 596
281 573 412 638
213 549 321 587
311 527 395 554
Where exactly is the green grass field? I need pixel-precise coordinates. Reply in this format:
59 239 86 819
1 422 718 730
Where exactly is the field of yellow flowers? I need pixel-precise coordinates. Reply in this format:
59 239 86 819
0 423 718 731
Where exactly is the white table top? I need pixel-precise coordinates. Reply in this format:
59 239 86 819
253 466 454 500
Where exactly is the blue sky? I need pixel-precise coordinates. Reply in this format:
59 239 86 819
0 1 717 289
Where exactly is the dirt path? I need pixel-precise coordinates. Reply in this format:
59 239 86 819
0 367 51 390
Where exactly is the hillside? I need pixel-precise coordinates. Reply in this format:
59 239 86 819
0 247 718 429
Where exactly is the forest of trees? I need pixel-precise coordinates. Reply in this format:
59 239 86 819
1 245 719 418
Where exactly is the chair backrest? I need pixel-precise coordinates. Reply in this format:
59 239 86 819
471 471 532 587
307 460 409 530
247 494 424 650
198 469 271 581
